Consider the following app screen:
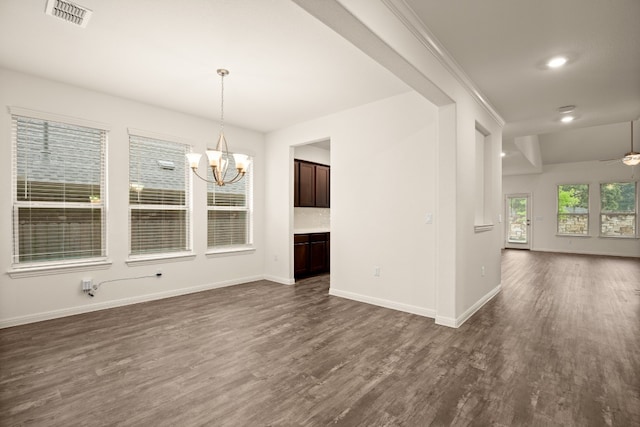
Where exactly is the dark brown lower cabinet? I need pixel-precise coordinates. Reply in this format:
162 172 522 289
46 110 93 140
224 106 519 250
294 232 330 279
294 234 310 278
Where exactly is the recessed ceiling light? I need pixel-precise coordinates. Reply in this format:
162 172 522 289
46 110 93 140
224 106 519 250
561 115 574 123
547 56 567 68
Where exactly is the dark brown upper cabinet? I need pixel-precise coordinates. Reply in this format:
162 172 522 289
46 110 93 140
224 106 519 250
294 160 330 208
314 164 330 208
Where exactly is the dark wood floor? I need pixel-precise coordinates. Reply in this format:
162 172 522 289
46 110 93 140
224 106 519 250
1 250 639 426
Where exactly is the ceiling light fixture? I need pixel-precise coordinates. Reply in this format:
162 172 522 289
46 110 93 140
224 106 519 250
547 56 567 68
186 69 250 186
561 116 574 123
622 122 640 166
557 105 576 114
501 152 506 157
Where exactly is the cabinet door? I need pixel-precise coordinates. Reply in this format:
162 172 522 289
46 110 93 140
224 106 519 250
309 233 328 273
315 165 330 208
294 234 310 277
298 161 316 207
294 161 300 207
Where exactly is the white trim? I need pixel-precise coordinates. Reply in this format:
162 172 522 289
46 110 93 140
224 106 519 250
127 127 195 146
434 315 457 328
381 0 505 127
0 274 264 329
264 275 296 285
474 224 494 233
206 247 256 257
533 248 640 258
8 106 111 130
125 252 196 266
329 288 436 318
7 260 113 278
435 283 501 328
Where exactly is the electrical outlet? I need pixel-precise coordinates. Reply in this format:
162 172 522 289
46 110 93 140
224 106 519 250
481 266 485 277
374 266 381 277
81 279 92 291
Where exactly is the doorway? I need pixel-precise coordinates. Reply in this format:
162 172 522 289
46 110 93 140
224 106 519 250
505 194 531 249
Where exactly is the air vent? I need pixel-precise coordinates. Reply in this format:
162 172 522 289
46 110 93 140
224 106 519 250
45 0 92 28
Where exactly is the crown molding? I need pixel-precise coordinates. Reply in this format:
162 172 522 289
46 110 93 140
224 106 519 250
381 0 506 127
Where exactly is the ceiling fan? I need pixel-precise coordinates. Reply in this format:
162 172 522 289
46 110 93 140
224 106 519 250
620 121 639 166
600 121 640 166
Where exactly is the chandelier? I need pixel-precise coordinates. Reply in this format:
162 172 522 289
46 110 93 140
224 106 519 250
187 69 250 185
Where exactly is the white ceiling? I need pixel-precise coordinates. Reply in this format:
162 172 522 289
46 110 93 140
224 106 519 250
405 0 640 171
0 0 409 133
1 0 639 170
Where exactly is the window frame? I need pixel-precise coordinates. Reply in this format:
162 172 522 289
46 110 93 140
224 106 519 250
599 181 638 239
206 153 254 253
10 107 109 272
556 183 590 236
127 130 193 261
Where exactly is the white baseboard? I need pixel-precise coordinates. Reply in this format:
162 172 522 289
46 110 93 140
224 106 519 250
263 275 295 285
434 315 457 328
435 283 501 328
0 275 264 329
533 248 639 258
329 288 436 318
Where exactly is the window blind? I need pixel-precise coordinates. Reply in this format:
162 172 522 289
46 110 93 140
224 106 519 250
207 154 252 248
12 115 107 265
129 134 191 256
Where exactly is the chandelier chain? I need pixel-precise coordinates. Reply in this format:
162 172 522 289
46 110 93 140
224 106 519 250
220 72 225 132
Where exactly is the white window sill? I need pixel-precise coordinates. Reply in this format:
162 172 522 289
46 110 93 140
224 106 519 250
555 234 591 238
8 259 113 278
474 224 494 233
206 246 256 257
126 252 196 266
598 235 639 239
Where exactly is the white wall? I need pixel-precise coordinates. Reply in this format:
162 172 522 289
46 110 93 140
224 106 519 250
294 144 330 165
0 68 265 327
266 91 439 316
280 0 504 326
503 161 640 257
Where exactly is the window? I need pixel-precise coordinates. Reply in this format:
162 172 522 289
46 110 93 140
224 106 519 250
600 182 636 237
557 184 589 235
129 134 191 256
12 114 107 265
207 154 252 249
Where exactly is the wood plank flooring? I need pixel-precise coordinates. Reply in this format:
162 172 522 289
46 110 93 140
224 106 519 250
1 250 639 426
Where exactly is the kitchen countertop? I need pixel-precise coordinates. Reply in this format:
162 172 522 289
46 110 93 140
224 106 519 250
294 228 330 234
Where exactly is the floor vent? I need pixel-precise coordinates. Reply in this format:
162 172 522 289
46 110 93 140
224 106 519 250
45 0 92 28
